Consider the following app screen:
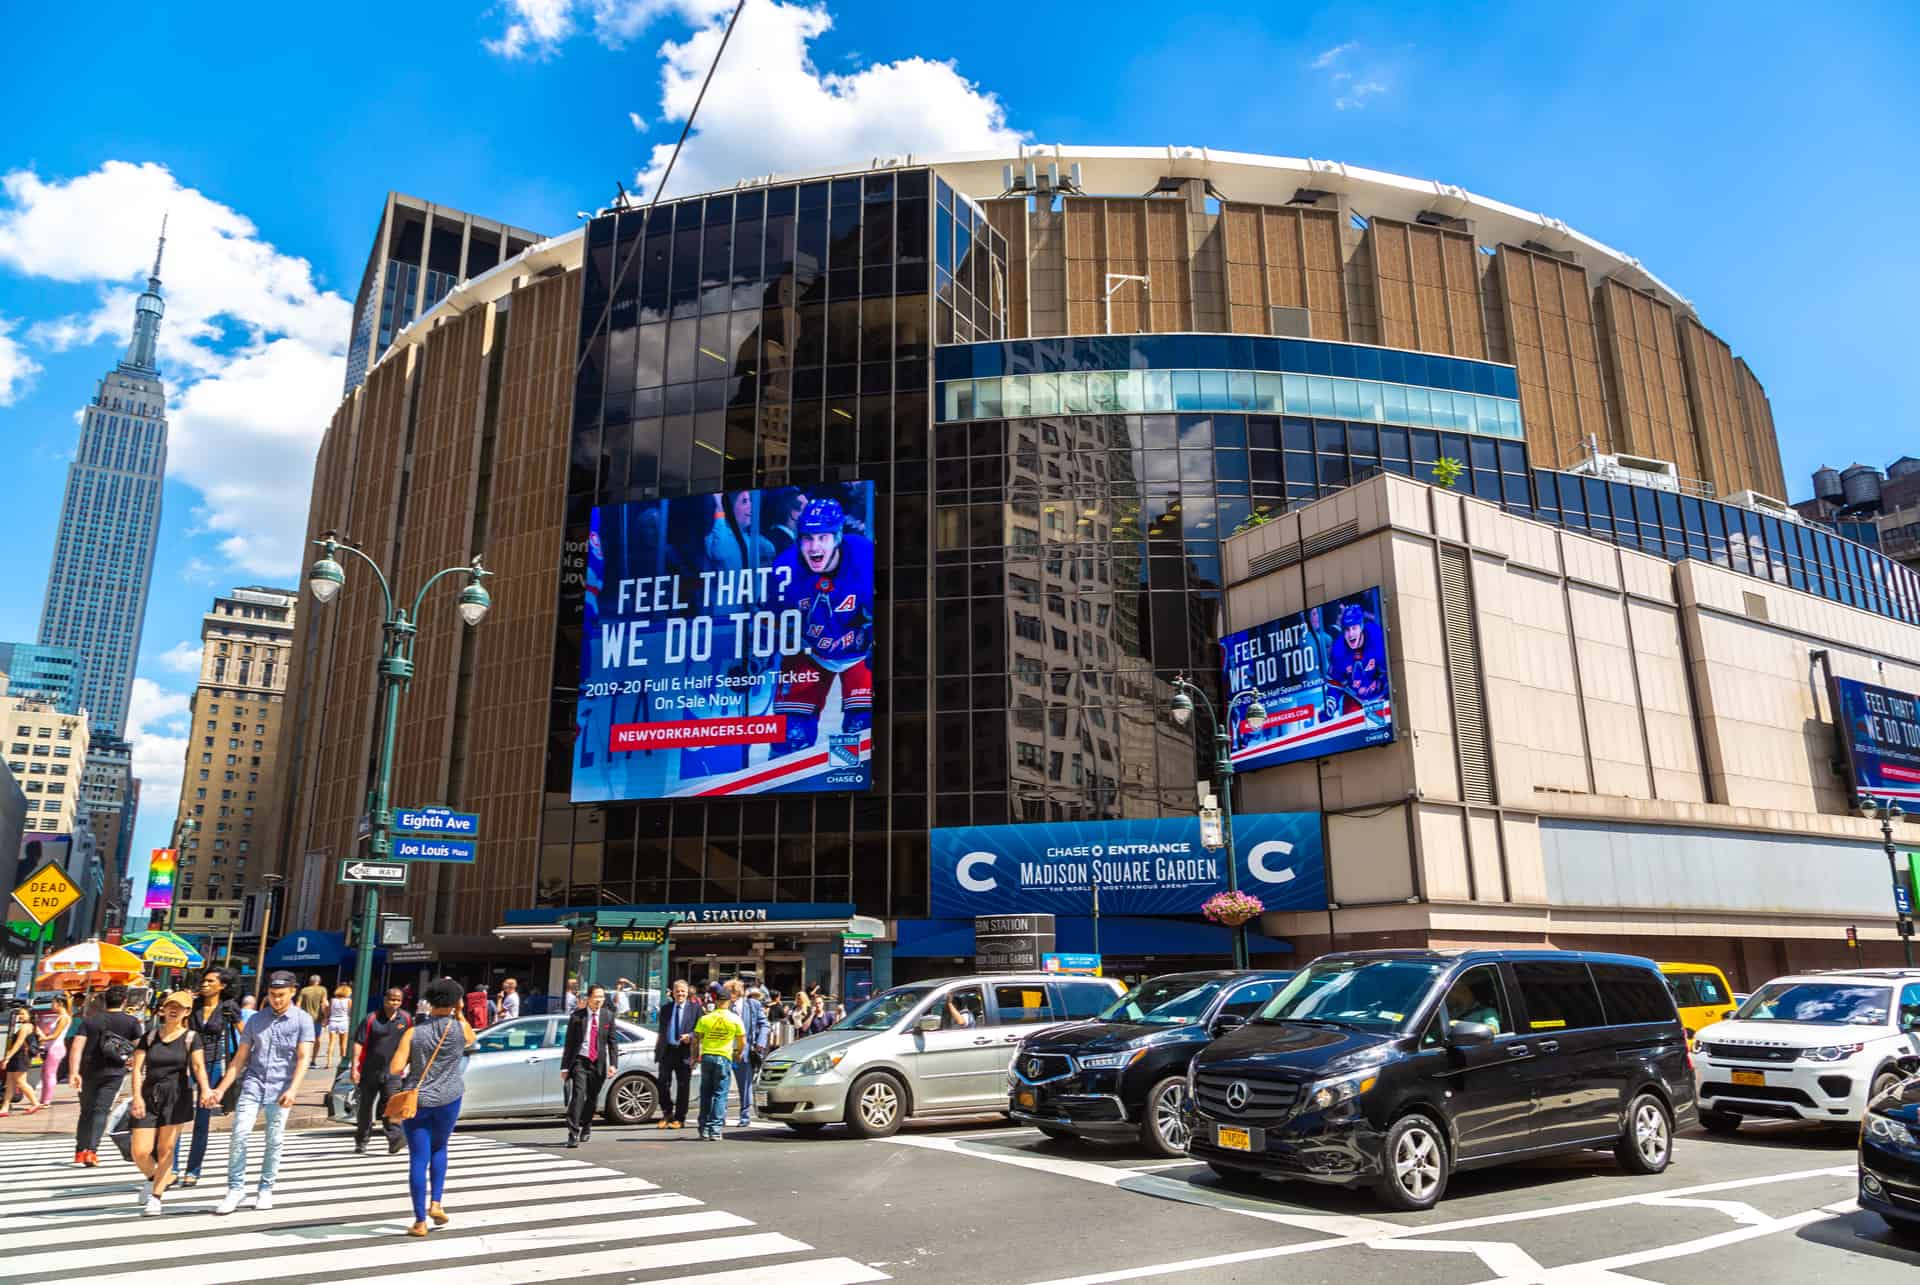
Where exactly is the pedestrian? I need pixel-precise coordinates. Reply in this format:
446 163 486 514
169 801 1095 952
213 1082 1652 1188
563 978 579 1014
765 991 786 1049
179 968 242 1187
464 981 491 1031
654 979 699 1130
498 977 521 1022
68 983 143 1165
727 981 767 1127
127 991 212 1216
324 984 353 1064
239 993 257 1015
810 1000 834 1035
296 974 329 1027
35 997 71 1108
351 987 411 1155
562 983 618 1147
2 1006 43 1116
387 977 474 1238
693 985 745 1140
204 970 316 1214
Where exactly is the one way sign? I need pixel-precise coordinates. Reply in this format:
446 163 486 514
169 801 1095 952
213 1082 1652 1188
338 860 408 887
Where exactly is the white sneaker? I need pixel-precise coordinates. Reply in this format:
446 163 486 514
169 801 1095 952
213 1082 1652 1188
214 1190 245 1215
134 1188 151 1209
250 1190 274 1211
143 1195 163 1217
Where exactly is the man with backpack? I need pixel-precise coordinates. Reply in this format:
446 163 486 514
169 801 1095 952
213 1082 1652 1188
67 984 144 1166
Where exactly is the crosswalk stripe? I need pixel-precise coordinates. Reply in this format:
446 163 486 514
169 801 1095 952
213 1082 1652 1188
39 1216 784 1285
14 1145 566 1189
673 1260 892 1285
0 1191 707 1276
0 1176 651 1252
7 1159 623 1219
336 1231 818 1285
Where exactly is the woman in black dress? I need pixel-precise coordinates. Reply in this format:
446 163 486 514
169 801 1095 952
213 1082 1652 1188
2 1006 43 1115
128 991 212 1216
180 968 242 1186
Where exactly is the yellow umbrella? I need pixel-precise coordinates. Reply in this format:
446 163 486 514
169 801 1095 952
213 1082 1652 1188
136 938 194 969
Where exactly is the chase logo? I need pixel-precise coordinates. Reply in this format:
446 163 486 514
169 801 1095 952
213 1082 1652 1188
956 850 999 893
828 733 862 767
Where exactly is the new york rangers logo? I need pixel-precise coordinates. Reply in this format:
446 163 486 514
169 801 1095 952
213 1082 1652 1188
828 733 862 767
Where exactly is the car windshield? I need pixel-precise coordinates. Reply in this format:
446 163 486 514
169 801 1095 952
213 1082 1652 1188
1100 977 1229 1025
1732 982 1891 1026
838 985 935 1031
1256 958 1446 1032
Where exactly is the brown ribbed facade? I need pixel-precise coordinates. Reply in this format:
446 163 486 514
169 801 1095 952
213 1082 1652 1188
268 271 575 946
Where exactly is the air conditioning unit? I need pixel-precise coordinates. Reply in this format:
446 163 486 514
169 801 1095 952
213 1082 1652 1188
1723 489 1801 522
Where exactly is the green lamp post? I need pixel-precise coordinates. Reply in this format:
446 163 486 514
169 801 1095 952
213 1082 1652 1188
306 533 492 1066
1169 675 1264 969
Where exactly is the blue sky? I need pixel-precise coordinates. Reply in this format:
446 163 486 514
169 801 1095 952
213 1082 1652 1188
1 0 1915 907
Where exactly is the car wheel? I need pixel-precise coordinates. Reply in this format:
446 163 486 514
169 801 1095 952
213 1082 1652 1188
604 1072 659 1124
783 1122 828 1136
1870 1068 1903 1104
1374 1114 1449 1211
844 1072 906 1138
1698 1107 1742 1135
1205 1160 1262 1187
1615 1092 1673 1175
1139 1075 1193 1157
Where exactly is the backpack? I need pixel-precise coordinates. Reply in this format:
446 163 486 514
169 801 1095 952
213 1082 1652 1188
96 1020 136 1068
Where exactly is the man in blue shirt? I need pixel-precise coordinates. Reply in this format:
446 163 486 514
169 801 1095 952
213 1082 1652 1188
727 981 768 1127
205 970 315 1214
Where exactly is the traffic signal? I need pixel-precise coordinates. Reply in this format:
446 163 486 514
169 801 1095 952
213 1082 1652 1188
1846 925 1859 950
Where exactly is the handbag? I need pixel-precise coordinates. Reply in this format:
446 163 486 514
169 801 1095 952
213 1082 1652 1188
384 1020 451 1123
220 1022 241 1114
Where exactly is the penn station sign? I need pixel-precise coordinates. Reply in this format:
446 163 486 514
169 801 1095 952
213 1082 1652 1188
930 814 1325 919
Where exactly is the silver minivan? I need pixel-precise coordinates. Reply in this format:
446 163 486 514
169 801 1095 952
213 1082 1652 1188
755 973 1124 1136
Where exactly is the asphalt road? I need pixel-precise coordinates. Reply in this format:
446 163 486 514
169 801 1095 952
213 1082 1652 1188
3 1112 1916 1284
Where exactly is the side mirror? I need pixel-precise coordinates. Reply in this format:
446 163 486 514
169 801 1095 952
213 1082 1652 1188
1212 1014 1247 1035
1447 1020 1495 1046
916 1014 942 1033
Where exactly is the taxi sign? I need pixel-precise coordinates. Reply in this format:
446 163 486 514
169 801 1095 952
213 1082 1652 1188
11 862 82 926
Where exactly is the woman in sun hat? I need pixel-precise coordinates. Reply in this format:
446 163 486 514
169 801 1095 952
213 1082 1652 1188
128 991 213 1215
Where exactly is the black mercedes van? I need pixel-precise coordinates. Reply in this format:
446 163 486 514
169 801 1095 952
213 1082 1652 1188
1185 949 1696 1210
1009 970 1294 1156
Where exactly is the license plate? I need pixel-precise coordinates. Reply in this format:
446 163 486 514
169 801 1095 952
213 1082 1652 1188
1216 1125 1253 1152
1016 1090 1036 1109
1731 1070 1765 1088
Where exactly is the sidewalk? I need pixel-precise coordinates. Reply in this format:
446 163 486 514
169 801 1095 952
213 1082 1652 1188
0 1080 339 1140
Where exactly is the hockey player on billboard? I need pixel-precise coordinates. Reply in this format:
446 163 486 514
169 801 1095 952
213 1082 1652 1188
770 497 874 768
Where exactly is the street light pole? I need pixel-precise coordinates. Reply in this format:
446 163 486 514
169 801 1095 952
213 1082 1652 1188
307 534 492 1069
251 873 284 994
1170 675 1264 970
1858 795 1916 968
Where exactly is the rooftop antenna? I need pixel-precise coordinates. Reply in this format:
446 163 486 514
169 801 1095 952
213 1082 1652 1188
151 212 168 283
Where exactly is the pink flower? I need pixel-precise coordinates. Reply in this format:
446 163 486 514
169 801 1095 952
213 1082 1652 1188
1201 891 1265 924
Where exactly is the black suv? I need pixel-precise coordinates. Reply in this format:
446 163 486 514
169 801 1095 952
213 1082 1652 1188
1860 1052 1920 1240
1009 970 1294 1156
1186 949 1696 1210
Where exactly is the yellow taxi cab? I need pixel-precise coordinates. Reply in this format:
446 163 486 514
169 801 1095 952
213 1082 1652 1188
1658 962 1738 1035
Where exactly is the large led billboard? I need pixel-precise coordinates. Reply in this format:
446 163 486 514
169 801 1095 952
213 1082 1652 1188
1220 586 1395 771
1830 674 1920 804
572 482 876 800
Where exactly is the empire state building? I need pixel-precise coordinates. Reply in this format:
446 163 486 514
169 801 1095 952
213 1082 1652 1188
36 223 171 738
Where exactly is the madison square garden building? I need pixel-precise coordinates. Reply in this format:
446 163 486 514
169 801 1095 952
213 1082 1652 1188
271 148 1920 999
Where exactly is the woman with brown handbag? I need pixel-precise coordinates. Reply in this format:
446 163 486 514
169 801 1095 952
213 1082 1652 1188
385 977 475 1238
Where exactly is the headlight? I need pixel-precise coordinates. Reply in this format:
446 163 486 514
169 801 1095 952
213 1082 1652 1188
1305 1070 1378 1112
1866 1113 1917 1147
1186 1060 1200 1095
1076 1048 1148 1071
794 1050 846 1077
1801 1044 1865 1063
1692 1038 1708 1055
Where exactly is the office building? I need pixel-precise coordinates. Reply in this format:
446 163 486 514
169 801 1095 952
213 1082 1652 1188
3 671 92 835
167 586 297 931
341 192 545 394
272 149 1908 992
0 642 81 714
36 225 170 739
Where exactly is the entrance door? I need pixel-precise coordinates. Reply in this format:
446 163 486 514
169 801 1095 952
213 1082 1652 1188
683 957 759 992
761 956 806 1003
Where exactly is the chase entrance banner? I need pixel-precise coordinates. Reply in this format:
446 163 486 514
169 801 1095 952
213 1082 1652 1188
1220 585 1395 771
573 482 875 801
930 814 1326 919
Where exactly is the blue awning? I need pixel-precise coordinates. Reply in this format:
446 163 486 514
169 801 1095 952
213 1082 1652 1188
263 931 384 969
893 917 1290 959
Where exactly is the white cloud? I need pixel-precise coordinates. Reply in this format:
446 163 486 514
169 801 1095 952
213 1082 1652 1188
127 676 190 844
1336 79 1389 111
0 315 40 405
0 161 349 578
486 0 579 57
157 640 204 674
1311 40 1357 69
629 110 650 132
635 1 1023 199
